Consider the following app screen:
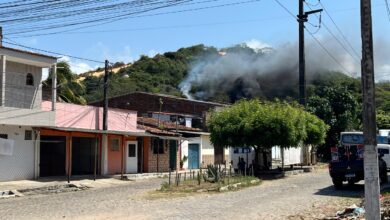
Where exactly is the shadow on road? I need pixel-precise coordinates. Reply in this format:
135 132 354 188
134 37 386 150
315 183 364 198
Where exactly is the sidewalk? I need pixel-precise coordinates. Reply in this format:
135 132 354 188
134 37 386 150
0 170 201 193
0 176 133 192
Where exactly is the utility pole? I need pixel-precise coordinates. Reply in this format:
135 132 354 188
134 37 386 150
297 0 322 106
103 60 109 131
360 0 380 219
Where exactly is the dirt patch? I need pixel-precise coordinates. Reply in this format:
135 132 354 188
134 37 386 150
18 184 90 196
146 176 261 200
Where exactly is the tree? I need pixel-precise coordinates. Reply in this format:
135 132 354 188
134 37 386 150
43 61 86 105
377 110 390 129
307 87 359 160
207 99 327 168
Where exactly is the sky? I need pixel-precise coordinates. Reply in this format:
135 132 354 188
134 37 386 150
6 0 390 80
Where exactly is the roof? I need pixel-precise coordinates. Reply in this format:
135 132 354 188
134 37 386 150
149 111 201 119
110 91 228 107
137 124 179 137
0 46 57 67
1 46 57 59
137 117 202 132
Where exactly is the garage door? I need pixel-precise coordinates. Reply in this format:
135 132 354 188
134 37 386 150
40 136 66 177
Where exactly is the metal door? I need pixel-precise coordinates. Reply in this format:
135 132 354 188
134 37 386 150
188 144 200 169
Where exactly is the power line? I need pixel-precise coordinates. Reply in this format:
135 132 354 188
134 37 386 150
385 0 390 21
272 0 353 77
318 1 361 59
273 0 295 18
305 2 360 64
3 38 104 64
12 16 289 38
305 28 352 76
7 0 263 38
1 0 192 35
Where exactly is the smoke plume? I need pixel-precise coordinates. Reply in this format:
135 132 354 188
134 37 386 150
179 38 389 102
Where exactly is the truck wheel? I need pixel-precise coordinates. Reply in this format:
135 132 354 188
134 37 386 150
347 180 355 186
332 178 343 189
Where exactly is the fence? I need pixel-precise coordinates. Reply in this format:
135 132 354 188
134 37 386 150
166 164 255 187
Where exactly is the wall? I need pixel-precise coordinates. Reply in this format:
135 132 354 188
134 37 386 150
4 61 42 109
148 138 170 172
107 134 123 175
0 125 35 181
42 101 139 133
0 106 55 127
201 135 214 166
274 146 303 166
94 92 225 117
229 147 256 170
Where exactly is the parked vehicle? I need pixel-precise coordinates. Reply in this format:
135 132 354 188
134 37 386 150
329 132 388 189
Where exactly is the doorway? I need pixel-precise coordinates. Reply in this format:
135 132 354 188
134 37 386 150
126 141 138 173
40 136 66 177
72 137 97 175
188 143 200 169
169 140 177 170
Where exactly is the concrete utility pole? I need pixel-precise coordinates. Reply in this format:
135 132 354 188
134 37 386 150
360 0 380 219
297 0 322 106
103 60 109 131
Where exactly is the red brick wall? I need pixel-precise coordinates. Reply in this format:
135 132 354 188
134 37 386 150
91 92 224 117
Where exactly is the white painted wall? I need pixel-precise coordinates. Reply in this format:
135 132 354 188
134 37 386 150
229 147 255 170
286 147 303 165
0 106 55 127
0 125 36 181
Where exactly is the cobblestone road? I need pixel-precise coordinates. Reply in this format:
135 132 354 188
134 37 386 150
0 169 363 220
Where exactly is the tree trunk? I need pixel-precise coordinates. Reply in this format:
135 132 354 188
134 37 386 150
281 147 284 172
254 147 260 175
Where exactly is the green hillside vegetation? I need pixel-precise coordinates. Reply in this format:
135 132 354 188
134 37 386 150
46 44 390 160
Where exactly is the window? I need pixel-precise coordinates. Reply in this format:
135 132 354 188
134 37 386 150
110 138 120 151
152 138 164 154
128 144 136 157
242 147 251 153
26 73 34 86
0 134 8 139
25 130 33 140
233 148 240 154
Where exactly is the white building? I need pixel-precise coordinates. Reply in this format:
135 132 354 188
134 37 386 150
0 46 57 181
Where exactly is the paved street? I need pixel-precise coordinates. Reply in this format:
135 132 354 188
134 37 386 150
0 169 363 220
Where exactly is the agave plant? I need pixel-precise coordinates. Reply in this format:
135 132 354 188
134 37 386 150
204 164 226 183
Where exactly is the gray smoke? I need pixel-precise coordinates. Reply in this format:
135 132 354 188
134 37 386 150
179 37 388 102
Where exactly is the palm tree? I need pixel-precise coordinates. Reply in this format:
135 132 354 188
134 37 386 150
43 61 87 105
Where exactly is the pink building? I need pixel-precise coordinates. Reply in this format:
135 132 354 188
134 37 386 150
39 101 147 179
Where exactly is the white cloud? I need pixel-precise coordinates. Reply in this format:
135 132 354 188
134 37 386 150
87 42 134 64
59 56 96 74
148 49 159 57
245 39 271 50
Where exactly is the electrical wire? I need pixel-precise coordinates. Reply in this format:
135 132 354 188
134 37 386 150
385 0 390 21
318 1 361 59
7 0 263 38
305 28 353 76
3 39 105 64
305 2 360 64
273 0 353 76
